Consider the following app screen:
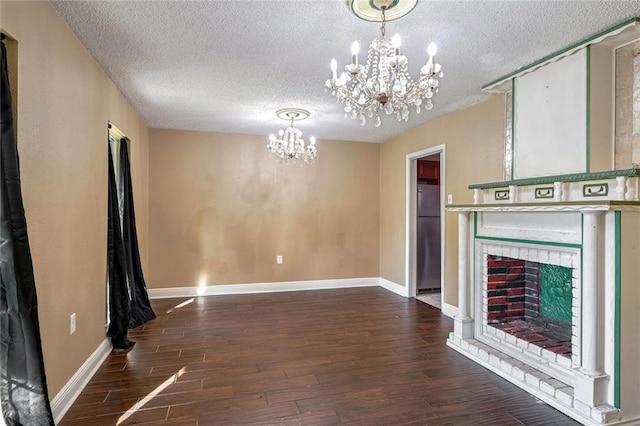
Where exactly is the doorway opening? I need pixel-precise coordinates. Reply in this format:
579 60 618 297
405 146 445 312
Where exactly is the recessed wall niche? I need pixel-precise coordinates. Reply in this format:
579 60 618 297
615 40 640 169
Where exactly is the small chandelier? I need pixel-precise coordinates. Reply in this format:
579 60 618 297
325 1 443 127
267 108 317 163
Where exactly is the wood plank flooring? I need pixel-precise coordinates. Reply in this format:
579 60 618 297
59 287 579 425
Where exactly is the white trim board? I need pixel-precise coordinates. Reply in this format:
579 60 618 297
51 338 111 424
378 277 409 297
147 278 454 314
148 277 380 299
51 278 459 422
441 302 459 319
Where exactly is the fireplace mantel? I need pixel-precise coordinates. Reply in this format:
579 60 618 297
446 192 640 425
452 16 640 424
447 200 640 213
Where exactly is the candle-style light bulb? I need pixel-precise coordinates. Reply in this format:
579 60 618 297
392 34 401 56
310 136 316 147
330 58 337 79
351 41 359 66
425 42 437 72
427 42 438 57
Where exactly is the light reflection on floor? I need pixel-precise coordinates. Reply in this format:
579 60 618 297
116 366 186 425
166 298 194 314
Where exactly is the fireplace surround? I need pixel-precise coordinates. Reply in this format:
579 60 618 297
446 173 640 425
441 18 640 425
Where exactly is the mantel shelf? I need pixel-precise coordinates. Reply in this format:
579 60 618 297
447 200 640 213
468 169 640 190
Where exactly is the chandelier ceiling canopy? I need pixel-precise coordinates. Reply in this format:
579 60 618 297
267 108 317 164
326 0 443 127
349 0 418 22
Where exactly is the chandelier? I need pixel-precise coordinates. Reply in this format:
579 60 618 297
267 108 317 163
325 1 443 127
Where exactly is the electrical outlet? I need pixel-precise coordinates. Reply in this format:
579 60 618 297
447 194 453 204
276 255 283 264
70 313 76 335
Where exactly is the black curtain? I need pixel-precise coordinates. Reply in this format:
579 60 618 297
107 138 155 350
0 37 55 425
118 139 155 329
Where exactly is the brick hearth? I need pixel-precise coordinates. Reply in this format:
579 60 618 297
486 255 572 357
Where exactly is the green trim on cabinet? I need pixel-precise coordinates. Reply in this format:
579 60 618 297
614 211 621 408
475 235 582 249
586 45 591 173
482 17 640 91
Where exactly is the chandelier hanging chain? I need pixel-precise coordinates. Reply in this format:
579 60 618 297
380 7 386 37
325 4 443 127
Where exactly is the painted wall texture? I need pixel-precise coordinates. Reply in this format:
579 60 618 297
1 1 149 397
2 0 522 409
148 129 380 288
379 95 505 307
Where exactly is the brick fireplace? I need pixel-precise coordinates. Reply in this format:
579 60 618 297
445 197 640 426
486 255 572 357
441 19 640 425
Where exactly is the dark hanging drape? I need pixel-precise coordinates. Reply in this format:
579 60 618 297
118 139 155 329
107 138 155 350
106 142 132 349
0 37 55 425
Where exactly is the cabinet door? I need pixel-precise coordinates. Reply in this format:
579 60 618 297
417 160 440 183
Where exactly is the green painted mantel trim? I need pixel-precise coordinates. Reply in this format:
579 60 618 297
482 17 640 93
468 168 640 190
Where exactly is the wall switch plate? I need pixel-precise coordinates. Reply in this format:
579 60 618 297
447 194 453 204
70 313 76 335
276 255 283 264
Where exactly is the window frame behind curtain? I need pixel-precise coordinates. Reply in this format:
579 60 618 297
106 122 126 328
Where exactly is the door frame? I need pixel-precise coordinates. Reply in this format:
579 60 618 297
405 145 446 308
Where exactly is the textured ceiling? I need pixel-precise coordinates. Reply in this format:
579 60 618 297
52 1 640 143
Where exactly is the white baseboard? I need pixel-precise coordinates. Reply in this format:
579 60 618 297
148 277 380 299
441 302 459 319
51 338 111 424
378 277 409 297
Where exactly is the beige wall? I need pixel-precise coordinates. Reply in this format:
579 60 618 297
148 129 379 288
379 95 505 306
1 1 149 398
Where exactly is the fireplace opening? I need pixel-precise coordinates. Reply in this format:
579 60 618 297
486 255 573 357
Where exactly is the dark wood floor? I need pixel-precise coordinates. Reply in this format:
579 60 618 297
60 287 579 425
